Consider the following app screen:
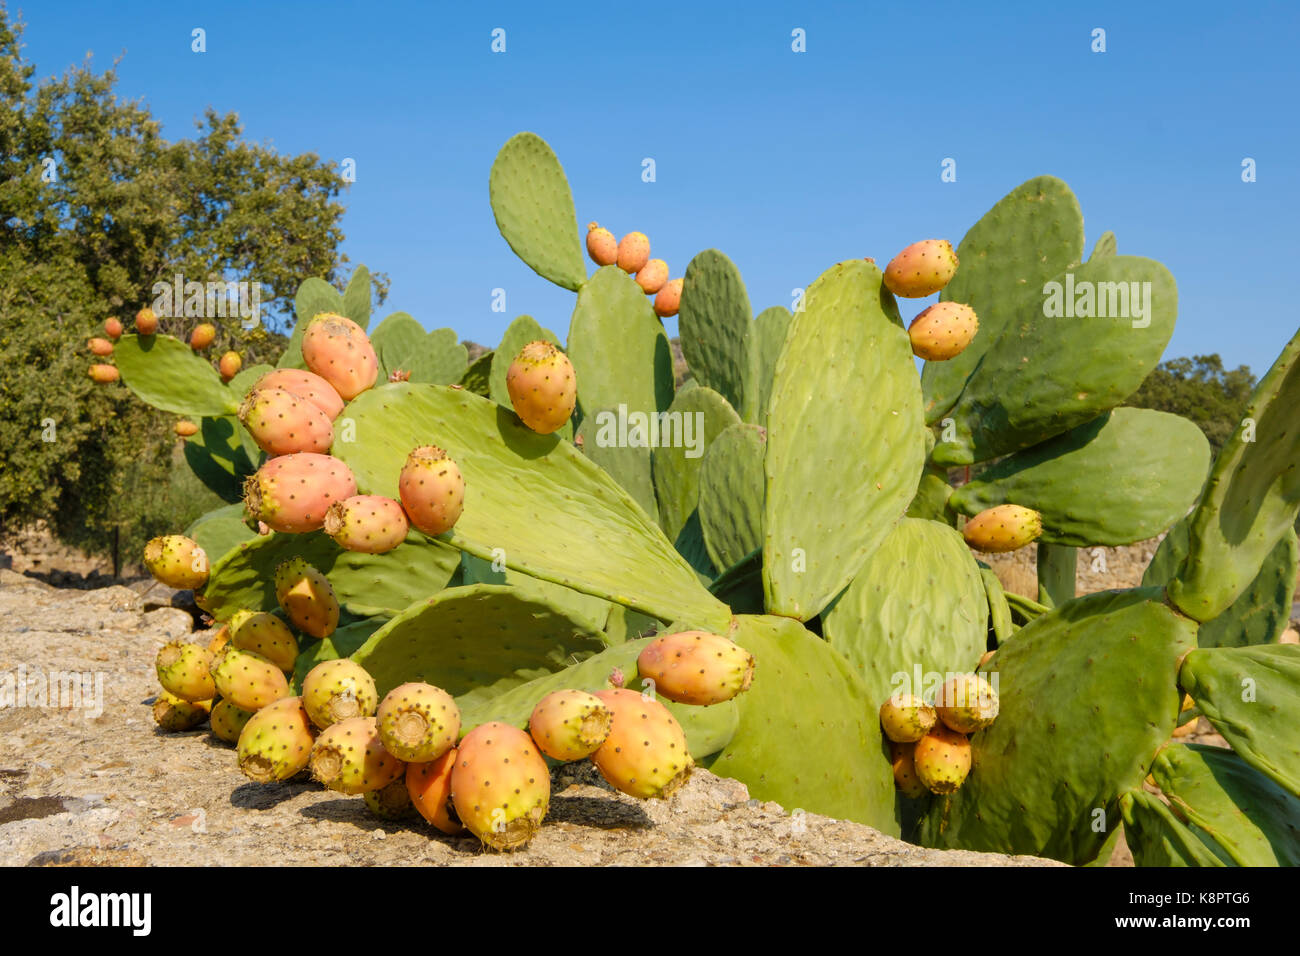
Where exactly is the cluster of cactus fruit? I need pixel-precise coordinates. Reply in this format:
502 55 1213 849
881 673 999 797
123 131 1299 866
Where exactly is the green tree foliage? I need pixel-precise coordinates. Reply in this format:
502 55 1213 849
0 9 382 566
1125 355 1256 458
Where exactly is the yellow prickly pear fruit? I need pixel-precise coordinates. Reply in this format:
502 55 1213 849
505 340 577 435
229 609 300 672
153 692 211 731
883 239 959 298
586 222 617 266
174 420 199 437
908 302 979 361
104 317 124 339
218 351 242 382
879 693 937 743
935 674 999 734
143 534 209 590
890 742 929 798
88 364 119 383
912 723 972 794
135 306 158 335
398 446 464 536
962 505 1043 553
190 323 216 350
88 337 114 356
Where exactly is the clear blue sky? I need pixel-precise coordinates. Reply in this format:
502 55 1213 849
14 0 1300 376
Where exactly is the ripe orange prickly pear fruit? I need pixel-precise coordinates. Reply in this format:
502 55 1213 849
586 222 617 266
218 351 242 382
376 681 460 762
407 750 464 834
883 239 959 298
236 696 316 782
616 231 650 273
591 688 693 800
505 340 576 434
301 659 377 730
636 630 755 706
365 778 417 820
88 364 119 383
155 641 216 702
528 689 612 761
962 504 1043 553
229 609 299 672
635 258 669 295
210 647 290 712
398 446 465 537
935 673 999 734
891 741 929 798
153 692 211 731
653 278 683 318
324 494 409 554
879 693 938 743
301 312 379 400
209 698 255 744
912 723 972 794
309 716 405 795
143 534 209 589
908 302 979 361
104 317 123 340
174 420 199 437
190 323 216 350
450 722 550 851
135 306 158 335
252 368 345 420
88 337 114 356
238 385 335 456
242 453 357 534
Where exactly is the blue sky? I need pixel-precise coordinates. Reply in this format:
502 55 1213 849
13 0 1300 375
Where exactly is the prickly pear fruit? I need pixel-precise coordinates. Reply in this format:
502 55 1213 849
301 659 378 730
143 535 209 590
364 778 417 821
155 641 216 701
238 386 335 456
636 630 755 706
190 323 216 350
206 623 231 655
218 351 242 382
376 682 460 762
616 231 650 274
912 723 972 794
962 504 1043 553
635 258 669 295
398 446 464 536
505 340 576 435
324 494 409 554
135 306 158 335
309 716 405 795
301 312 379 400
88 364 119 383
935 673 999 734
878 693 938 743
252 368 345 421
908 302 979 361
276 561 339 639
236 696 316 782
104 317 123 339
210 647 290 712
890 741 929 798
450 722 550 851
243 453 357 533
528 689 612 761
153 692 211 731
591 689 693 800
586 222 617 266
653 277 683 318
406 751 464 834
210 698 255 744
229 610 299 672
174 420 199 437
883 239 959 298
273 556 310 605
88 337 114 356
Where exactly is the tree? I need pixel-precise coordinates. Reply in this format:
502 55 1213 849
0 7 383 565
1125 355 1256 457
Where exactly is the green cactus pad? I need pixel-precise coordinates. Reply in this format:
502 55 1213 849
672 510 717 584
949 408 1209 546
921 176 1084 424
460 551 612 637
340 265 373 328
979 567 1014 644
459 350 493 396
279 277 345 369
331 383 732 631
1144 518 1297 648
906 468 955 522
454 636 740 762
932 255 1178 466
1178 644 1300 796
710 615 897 833
1150 744 1300 865
1168 327 1300 622
576 409 656 519
602 604 663 645
1119 789 1227 866
489 132 587 291
370 313 467 385
708 548 765 615
1035 543 1077 607
568 266 674 422
678 249 752 416
763 259 925 620
652 386 741 543
200 529 461 622
822 518 987 707
919 588 1197 863
1004 590 1049 628
182 415 259 503
747 306 792 426
1089 231 1117 261
114 334 240 417
184 503 256 567
698 423 766 571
